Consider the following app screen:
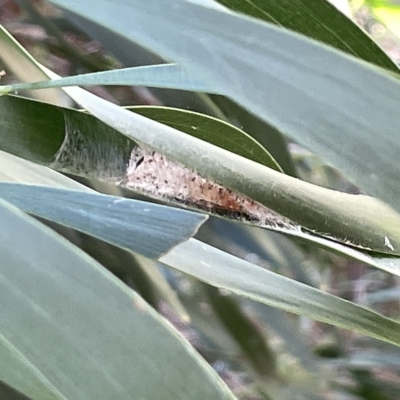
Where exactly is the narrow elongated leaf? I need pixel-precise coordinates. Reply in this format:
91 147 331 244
47 0 400 215
0 90 280 172
0 92 280 179
0 199 234 400
0 183 207 259
209 97 298 176
3 179 400 283
0 153 191 322
0 64 217 95
0 94 134 176
2 24 400 257
0 95 65 163
36 80 400 255
216 0 399 72
0 70 280 170
58 3 295 176
288 229 400 277
160 238 400 346
4 151 400 295
130 106 281 171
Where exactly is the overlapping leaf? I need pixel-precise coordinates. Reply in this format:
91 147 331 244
0 199 233 400
0 183 207 259
46 0 400 216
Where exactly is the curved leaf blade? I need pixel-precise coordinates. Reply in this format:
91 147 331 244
0 95 65 164
216 0 399 72
41 81 400 255
161 238 400 346
2 24 400 256
130 106 282 171
0 199 234 400
0 64 217 95
0 152 192 323
0 183 207 259
46 0 400 214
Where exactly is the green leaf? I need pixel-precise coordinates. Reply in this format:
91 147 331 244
45 0 400 215
0 183 207 259
129 106 282 171
0 379 33 400
0 95 65 164
0 92 281 180
216 0 399 72
0 151 192 322
0 64 217 95
2 179 399 287
0 95 134 177
289 229 400 278
40 81 400 256
161 239 400 346
208 97 298 176
2 23 400 256
0 199 234 400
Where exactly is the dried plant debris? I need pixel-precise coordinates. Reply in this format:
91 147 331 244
126 146 300 231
